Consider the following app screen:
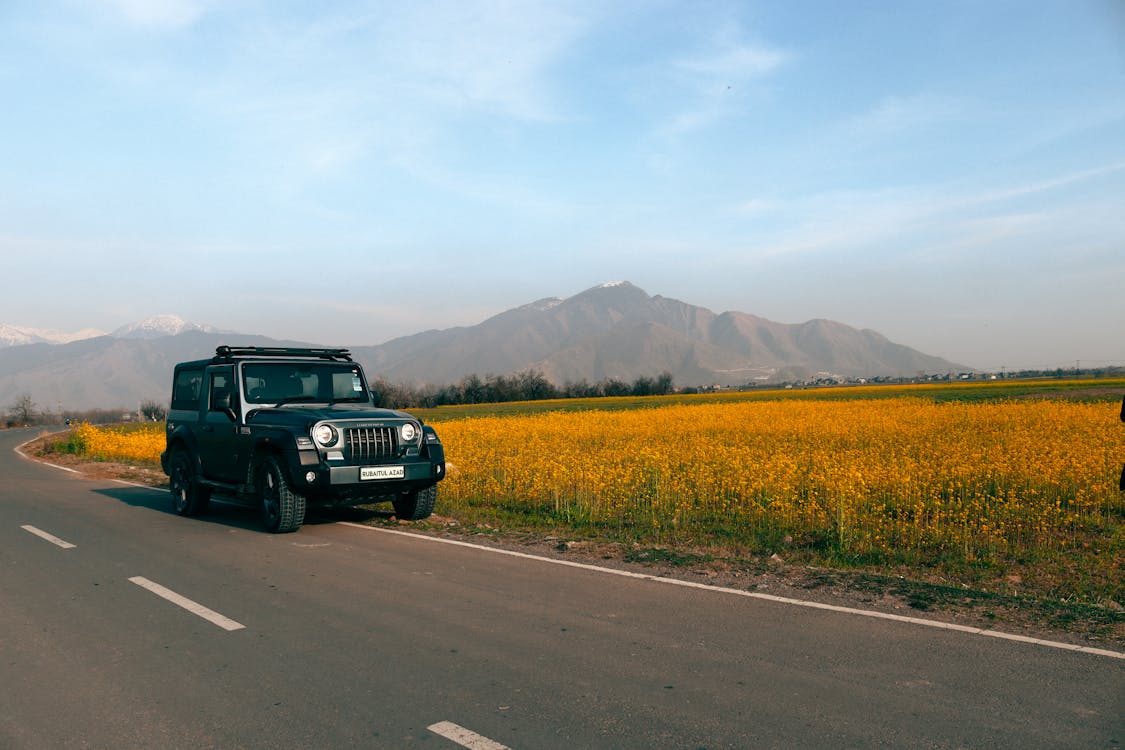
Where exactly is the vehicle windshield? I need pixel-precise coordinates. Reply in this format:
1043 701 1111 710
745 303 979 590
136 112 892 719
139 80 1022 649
242 362 371 405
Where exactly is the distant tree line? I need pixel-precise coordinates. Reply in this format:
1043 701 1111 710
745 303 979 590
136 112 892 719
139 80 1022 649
2 393 167 428
4 374 675 426
371 370 675 409
8 364 1121 427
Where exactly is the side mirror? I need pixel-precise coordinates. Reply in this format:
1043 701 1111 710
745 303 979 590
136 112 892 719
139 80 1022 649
370 389 382 408
213 391 237 422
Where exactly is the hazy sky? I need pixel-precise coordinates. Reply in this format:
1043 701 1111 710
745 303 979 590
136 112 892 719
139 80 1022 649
2 0 1122 371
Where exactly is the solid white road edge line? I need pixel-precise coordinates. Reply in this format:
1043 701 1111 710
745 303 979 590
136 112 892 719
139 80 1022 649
18 454 1119 662
20 524 77 549
340 522 1125 661
128 576 246 631
428 721 512 750
13 437 80 474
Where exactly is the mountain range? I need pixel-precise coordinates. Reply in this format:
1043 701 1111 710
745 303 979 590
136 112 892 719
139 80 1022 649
0 283 968 411
0 315 217 347
0 323 108 348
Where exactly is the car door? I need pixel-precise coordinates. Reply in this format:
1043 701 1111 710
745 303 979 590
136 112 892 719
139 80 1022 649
200 366 245 482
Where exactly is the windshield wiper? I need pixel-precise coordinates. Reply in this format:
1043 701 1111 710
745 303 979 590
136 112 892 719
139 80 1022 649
272 395 319 406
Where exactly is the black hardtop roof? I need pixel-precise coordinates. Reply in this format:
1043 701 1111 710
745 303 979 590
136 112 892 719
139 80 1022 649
173 347 356 370
213 346 354 363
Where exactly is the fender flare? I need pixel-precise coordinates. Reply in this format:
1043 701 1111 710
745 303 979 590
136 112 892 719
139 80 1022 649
165 425 204 474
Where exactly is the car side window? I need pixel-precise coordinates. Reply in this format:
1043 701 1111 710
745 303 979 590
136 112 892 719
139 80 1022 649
171 368 203 410
208 367 237 412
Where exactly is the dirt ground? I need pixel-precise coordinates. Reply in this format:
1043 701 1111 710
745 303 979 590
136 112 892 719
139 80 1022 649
20 436 1124 651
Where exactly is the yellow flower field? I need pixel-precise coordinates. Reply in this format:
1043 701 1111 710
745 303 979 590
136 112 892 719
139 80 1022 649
435 398 1123 576
71 422 165 466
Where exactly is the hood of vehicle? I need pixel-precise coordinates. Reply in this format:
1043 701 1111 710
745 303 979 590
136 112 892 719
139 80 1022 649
246 404 417 426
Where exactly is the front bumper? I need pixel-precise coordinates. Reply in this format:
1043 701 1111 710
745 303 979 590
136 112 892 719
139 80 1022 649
288 453 445 504
325 458 443 486
284 434 445 504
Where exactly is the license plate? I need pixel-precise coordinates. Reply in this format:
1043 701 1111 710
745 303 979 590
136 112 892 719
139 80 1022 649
361 465 405 480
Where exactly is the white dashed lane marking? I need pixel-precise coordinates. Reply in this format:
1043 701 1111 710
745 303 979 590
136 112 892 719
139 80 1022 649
21 525 77 549
129 576 246 631
428 721 512 750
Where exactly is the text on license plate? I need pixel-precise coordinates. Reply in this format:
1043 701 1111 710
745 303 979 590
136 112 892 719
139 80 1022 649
361 465 405 480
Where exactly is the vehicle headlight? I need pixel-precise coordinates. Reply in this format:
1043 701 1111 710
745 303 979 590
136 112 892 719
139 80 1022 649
400 422 418 442
313 423 338 447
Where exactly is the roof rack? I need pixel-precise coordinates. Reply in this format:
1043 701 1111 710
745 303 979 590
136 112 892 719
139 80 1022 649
213 346 354 362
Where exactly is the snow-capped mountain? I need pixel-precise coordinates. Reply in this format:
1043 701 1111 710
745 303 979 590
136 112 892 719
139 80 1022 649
0 323 106 348
111 314 217 339
0 314 221 348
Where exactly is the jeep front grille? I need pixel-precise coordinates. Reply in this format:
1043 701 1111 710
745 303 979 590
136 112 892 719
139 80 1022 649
344 427 398 462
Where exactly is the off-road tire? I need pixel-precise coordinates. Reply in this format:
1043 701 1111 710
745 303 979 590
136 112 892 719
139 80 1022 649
259 457 306 533
169 448 211 517
392 485 437 521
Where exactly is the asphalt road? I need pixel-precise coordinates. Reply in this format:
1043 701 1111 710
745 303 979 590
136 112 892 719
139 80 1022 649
2 428 1122 749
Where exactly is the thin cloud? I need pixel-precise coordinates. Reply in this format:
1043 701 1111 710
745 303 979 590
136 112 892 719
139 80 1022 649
735 198 780 217
652 29 790 141
368 0 592 122
98 0 214 30
975 160 1125 203
676 42 788 90
843 92 967 138
738 161 1125 262
173 1 597 203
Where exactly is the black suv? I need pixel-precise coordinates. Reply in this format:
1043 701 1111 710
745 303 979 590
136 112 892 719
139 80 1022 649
160 346 445 532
